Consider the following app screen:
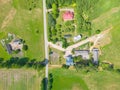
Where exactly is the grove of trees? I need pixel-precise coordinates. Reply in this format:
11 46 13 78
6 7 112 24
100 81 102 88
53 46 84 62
76 0 98 35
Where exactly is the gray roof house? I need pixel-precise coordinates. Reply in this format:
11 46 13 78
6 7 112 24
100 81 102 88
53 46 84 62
66 55 74 66
92 48 99 65
6 44 12 54
74 50 90 60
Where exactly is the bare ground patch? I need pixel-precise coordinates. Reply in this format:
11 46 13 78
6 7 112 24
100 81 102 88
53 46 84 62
1 8 16 29
0 0 11 4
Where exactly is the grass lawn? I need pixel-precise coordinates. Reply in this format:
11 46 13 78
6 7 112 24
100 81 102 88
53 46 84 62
81 70 120 90
91 0 120 34
49 68 89 90
50 68 120 90
0 0 44 60
0 69 44 90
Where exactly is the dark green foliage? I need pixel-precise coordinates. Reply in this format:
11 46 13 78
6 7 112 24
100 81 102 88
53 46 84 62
48 73 53 90
62 64 69 69
76 0 98 34
0 57 45 69
23 45 28 51
48 13 56 27
62 38 69 48
96 29 101 34
100 62 114 70
14 49 21 54
52 3 59 19
46 0 76 8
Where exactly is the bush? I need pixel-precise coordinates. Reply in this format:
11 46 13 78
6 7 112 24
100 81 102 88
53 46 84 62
96 29 101 34
48 13 56 27
23 45 28 51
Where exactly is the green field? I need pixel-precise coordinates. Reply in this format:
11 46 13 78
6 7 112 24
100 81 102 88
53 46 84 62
49 68 89 90
0 0 44 60
0 69 44 90
50 68 120 90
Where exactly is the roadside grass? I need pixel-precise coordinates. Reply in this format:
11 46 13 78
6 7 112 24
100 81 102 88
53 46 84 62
0 0 44 61
49 68 89 90
0 69 43 90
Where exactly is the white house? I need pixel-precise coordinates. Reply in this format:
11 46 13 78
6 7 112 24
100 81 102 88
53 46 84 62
74 35 82 42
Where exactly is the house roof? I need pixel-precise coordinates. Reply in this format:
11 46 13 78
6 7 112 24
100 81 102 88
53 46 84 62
6 44 12 54
74 50 90 60
92 48 99 64
74 35 82 42
63 11 74 21
66 56 74 66
64 34 72 38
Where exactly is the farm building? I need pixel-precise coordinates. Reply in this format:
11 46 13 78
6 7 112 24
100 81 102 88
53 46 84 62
92 48 99 65
74 50 90 60
74 35 82 42
66 55 74 66
63 11 74 21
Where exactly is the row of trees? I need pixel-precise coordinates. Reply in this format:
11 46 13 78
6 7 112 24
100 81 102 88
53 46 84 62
0 57 45 70
46 0 76 9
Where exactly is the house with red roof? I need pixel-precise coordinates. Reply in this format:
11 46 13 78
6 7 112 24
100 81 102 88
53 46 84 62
62 11 74 21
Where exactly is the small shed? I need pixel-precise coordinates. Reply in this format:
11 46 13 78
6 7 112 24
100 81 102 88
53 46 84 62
74 35 82 42
92 48 99 65
66 55 74 66
64 34 72 39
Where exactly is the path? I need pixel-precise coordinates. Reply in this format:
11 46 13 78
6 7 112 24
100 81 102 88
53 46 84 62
43 0 48 79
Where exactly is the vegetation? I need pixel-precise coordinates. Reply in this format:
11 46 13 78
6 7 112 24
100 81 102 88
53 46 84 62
76 0 98 36
0 57 46 70
0 0 44 60
46 0 76 9
0 69 43 90
49 68 89 90
23 45 28 51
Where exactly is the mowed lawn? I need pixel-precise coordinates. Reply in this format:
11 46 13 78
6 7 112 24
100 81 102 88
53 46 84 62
49 68 89 90
0 69 43 90
81 71 120 90
0 0 44 60
50 68 120 90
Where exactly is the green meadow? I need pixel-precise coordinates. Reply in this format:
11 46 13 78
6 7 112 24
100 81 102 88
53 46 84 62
0 0 44 60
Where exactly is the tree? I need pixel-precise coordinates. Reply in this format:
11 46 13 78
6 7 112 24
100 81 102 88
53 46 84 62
52 3 59 19
48 13 56 27
96 29 101 34
23 45 28 51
